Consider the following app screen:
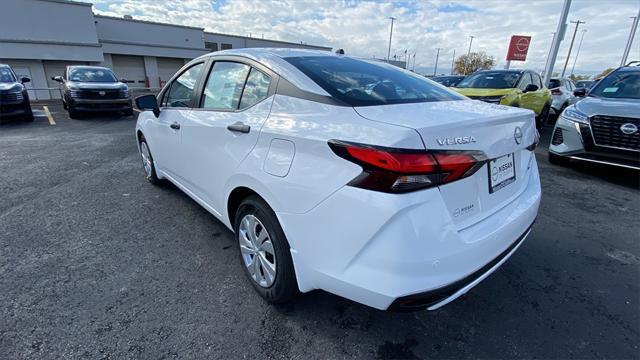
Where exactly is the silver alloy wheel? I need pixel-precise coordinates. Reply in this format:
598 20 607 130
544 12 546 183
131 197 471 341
140 142 152 178
238 214 277 288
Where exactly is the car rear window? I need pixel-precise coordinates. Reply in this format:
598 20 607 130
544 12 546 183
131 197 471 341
549 79 561 89
284 56 464 106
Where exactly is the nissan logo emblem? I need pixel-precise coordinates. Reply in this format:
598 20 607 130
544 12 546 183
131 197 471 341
620 123 638 135
514 126 523 144
98 91 106 96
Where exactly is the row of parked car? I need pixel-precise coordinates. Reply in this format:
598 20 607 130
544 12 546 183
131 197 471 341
0 63 133 123
431 65 639 170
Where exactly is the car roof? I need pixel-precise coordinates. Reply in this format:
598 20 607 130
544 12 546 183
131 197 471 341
617 66 640 73
476 69 524 73
67 65 113 71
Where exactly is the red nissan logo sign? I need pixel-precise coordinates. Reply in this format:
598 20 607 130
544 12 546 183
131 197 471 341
506 35 531 61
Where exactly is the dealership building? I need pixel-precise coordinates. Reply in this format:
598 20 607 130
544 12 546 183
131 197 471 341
0 0 332 100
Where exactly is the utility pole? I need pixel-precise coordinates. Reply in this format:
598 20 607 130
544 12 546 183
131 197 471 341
412 53 416 71
433 48 442 76
621 9 640 66
543 0 572 86
467 36 475 57
561 20 585 77
450 49 456 74
387 17 396 62
570 29 587 76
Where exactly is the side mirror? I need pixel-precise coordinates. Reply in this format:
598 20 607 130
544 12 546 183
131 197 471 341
21 77 31 84
52 76 64 83
573 88 587 97
524 84 539 93
135 94 160 117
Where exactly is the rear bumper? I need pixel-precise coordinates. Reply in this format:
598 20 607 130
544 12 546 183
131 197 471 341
68 98 132 112
278 159 541 310
549 117 640 170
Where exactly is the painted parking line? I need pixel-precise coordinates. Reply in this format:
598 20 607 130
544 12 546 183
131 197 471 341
43 106 56 125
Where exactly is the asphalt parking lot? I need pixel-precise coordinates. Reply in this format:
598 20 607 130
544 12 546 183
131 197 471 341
1 102 639 359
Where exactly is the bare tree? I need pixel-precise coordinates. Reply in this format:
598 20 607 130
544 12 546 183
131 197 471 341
453 51 496 75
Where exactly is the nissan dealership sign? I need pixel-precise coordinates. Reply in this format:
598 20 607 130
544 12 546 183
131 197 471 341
506 35 532 61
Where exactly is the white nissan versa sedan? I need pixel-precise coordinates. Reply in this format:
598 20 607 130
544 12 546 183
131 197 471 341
134 49 541 311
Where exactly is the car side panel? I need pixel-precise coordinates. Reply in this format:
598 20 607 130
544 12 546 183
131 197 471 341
222 94 425 226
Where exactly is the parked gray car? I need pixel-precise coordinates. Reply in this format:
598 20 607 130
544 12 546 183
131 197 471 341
0 64 33 123
548 77 577 117
53 66 132 119
549 64 640 170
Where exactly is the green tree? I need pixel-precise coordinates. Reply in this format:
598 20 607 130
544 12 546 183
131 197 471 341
595 68 614 79
453 51 496 75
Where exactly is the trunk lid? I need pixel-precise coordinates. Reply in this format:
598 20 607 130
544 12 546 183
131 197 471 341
354 100 537 229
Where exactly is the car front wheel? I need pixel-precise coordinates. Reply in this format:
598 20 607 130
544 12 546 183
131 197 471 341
234 195 297 304
139 138 161 185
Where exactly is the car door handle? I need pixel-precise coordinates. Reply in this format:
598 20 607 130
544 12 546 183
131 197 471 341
227 122 250 134
169 122 180 130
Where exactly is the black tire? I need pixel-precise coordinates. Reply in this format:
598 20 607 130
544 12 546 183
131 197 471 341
123 108 134 117
63 100 68 110
548 152 570 166
139 138 162 185
536 104 550 130
23 106 34 122
234 195 297 304
68 106 80 119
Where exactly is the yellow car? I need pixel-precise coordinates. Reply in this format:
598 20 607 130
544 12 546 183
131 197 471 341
453 70 552 129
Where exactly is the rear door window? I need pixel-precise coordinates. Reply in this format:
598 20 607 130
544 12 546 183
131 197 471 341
202 62 251 110
239 68 271 109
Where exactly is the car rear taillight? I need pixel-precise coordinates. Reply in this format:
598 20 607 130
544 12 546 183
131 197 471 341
329 140 487 193
550 88 562 95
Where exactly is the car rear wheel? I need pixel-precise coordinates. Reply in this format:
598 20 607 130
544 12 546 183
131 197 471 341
536 104 550 130
139 138 161 185
234 195 297 304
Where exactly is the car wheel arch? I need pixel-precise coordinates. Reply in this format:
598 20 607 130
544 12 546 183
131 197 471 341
227 186 281 231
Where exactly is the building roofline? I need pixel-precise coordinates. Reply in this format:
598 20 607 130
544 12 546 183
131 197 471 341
204 31 331 50
38 0 93 7
94 14 205 31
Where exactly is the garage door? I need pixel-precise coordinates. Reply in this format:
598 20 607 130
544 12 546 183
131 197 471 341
157 57 186 88
44 60 86 99
111 55 146 87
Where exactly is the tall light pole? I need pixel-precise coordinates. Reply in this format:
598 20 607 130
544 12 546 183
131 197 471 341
561 20 585 77
570 29 587 76
543 0 571 86
387 17 396 62
450 49 456 74
433 48 442 76
467 36 475 57
621 9 640 66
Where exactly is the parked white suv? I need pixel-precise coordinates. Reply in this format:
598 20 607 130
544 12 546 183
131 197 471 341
134 49 541 311
549 77 577 116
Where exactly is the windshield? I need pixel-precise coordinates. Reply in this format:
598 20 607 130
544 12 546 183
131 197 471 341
589 70 640 100
456 72 521 89
575 80 594 89
68 67 117 83
0 67 17 83
285 56 464 106
433 76 464 87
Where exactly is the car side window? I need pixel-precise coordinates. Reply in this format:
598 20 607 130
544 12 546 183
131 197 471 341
202 62 251 110
239 68 271 110
533 73 543 89
162 63 204 108
518 73 533 90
